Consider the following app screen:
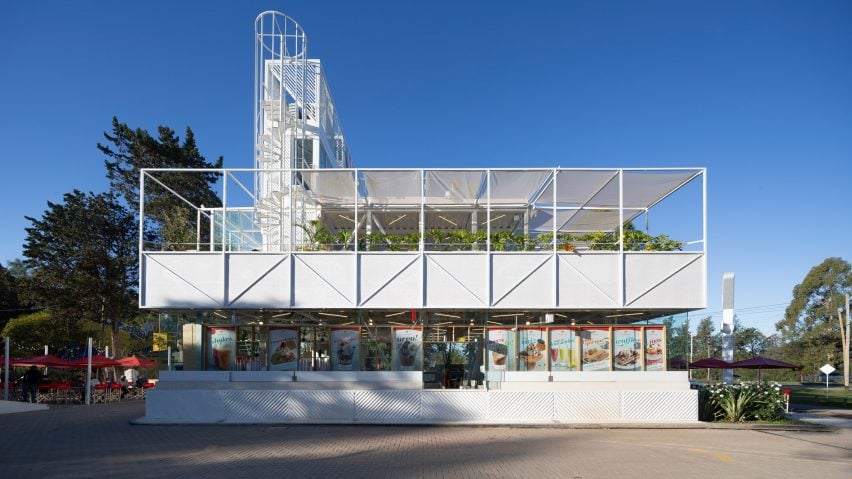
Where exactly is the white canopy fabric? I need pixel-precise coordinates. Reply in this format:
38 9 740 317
291 168 702 233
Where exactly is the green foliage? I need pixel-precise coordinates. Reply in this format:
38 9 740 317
774 257 850 374
297 220 333 250
0 262 24 331
99 116 223 249
0 311 83 357
701 382 786 422
22 190 137 350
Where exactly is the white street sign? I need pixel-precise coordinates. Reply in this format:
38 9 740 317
820 364 836 375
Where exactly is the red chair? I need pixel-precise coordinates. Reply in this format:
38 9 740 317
141 382 155 399
93 384 108 404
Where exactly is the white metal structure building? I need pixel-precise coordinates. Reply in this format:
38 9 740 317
139 11 704 425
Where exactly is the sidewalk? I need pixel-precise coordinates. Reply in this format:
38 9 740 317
0 399 49 414
788 403 852 428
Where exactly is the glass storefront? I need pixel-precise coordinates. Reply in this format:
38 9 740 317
199 315 669 385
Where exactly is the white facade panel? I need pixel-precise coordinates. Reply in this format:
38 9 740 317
625 253 705 309
491 254 554 308
489 391 552 421
142 253 223 308
354 390 421 422
227 253 291 308
223 390 289 423
289 390 355 421
557 253 619 308
421 391 488 421
358 253 421 308
622 391 697 421
424 253 488 308
292 253 355 308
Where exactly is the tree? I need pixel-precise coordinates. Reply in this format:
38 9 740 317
694 316 721 380
0 311 84 357
23 190 137 355
98 117 223 250
0 262 24 331
775 257 851 374
733 316 768 360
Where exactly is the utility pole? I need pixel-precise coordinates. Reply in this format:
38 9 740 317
845 293 850 389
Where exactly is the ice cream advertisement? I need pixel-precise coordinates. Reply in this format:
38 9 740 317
644 327 664 371
581 327 610 371
613 328 641 371
268 327 298 371
392 327 422 371
487 328 515 371
519 328 547 371
330 327 360 371
550 328 578 371
207 326 236 371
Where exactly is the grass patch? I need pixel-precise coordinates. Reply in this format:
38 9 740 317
789 386 852 408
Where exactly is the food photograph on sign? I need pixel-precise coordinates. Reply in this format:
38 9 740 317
392 328 422 371
550 328 578 371
581 328 610 371
518 328 547 371
644 327 665 371
613 328 640 371
486 328 515 371
268 327 298 371
330 327 360 371
208 326 236 371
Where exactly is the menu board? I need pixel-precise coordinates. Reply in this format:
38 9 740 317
207 326 236 371
644 327 665 371
518 328 547 371
613 328 641 371
550 328 578 371
486 328 515 371
581 327 610 371
330 327 360 371
392 327 422 371
268 327 298 371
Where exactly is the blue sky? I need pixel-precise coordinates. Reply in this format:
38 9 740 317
1 1 849 334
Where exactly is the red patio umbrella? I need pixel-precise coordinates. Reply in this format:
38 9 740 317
116 355 156 368
70 354 121 369
729 356 801 381
688 358 732 369
11 354 75 369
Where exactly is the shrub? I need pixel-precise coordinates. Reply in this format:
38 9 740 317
701 382 786 422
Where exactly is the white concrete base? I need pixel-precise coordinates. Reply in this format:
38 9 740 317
141 371 697 424
0 400 50 415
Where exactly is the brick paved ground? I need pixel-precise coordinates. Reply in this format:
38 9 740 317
1 401 850 479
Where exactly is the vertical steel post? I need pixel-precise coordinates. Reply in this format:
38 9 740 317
85 338 92 405
721 273 735 384
3 336 9 401
845 293 850 388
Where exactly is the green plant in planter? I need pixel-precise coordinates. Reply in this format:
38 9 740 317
537 232 555 250
297 219 333 251
582 231 617 251
646 234 683 251
470 230 487 251
403 232 421 251
447 229 472 250
336 229 353 250
491 231 515 251
428 229 449 251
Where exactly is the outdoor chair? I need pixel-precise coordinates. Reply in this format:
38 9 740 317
92 384 108 404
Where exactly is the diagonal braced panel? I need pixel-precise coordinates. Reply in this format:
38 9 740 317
227 254 290 308
558 253 619 308
624 253 705 308
223 390 288 423
491 254 555 308
425 253 488 308
554 392 620 421
622 391 697 421
289 390 355 421
292 253 355 308
358 254 421 308
142 253 223 308
355 390 420 422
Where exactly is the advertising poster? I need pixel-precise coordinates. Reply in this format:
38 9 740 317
518 328 547 371
330 327 360 371
207 326 236 371
613 328 641 371
644 327 665 371
486 328 515 371
392 327 422 371
550 328 578 371
581 327 610 371
268 327 298 371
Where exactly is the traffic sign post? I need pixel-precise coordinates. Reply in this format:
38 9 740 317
820 364 836 398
